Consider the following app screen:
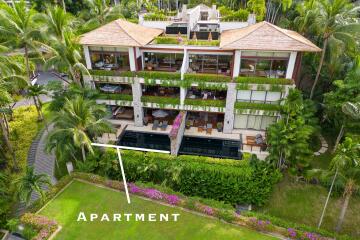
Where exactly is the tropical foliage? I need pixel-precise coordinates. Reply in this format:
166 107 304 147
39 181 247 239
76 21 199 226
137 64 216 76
46 96 112 164
266 89 317 174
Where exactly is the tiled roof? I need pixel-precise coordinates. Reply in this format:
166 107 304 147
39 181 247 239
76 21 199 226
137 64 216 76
220 21 321 52
80 19 163 47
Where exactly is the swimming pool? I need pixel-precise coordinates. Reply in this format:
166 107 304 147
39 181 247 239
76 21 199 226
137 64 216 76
118 131 242 160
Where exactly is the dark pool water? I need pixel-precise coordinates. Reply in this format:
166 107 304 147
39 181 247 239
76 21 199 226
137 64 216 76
118 131 242 160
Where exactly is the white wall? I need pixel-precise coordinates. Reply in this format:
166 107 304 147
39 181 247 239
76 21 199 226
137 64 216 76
141 21 173 30
83 45 92 69
220 22 248 32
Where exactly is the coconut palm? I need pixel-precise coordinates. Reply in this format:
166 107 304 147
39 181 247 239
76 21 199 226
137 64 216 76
0 0 41 83
26 85 47 121
332 101 360 152
81 0 124 31
309 0 360 99
14 167 52 205
46 96 112 162
294 0 319 35
37 5 75 42
310 137 360 232
44 32 89 86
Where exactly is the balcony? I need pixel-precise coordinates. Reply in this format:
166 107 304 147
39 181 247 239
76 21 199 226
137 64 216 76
144 52 183 72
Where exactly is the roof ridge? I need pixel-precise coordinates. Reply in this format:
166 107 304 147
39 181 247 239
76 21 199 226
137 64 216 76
115 19 142 46
263 21 317 49
223 22 265 48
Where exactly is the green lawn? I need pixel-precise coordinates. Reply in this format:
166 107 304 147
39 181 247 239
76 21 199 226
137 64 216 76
39 181 277 240
260 177 360 238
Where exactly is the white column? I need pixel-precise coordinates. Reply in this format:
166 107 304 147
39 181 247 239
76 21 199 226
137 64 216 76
223 83 237 134
83 45 92 69
128 47 137 71
232 50 241 78
180 47 188 80
286 52 297 79
180 87 187 105
132 78 144 127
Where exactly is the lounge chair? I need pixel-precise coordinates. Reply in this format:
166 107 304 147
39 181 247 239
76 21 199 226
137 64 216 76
152 120 159 130
161 121 168 131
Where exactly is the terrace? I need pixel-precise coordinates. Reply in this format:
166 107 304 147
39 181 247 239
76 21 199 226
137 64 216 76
190 22 220 40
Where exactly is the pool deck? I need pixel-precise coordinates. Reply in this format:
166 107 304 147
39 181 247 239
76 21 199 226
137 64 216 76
97 119 269 159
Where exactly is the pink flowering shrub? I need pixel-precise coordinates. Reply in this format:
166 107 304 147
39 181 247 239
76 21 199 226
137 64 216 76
21 213 58 240
166 195 180 205
128 183 180 205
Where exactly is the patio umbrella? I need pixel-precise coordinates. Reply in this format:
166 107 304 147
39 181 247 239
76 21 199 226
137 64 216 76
152 110 169 118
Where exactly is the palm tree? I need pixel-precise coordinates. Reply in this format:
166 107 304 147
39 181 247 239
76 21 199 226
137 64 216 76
44 32 89 86
26 85 47 121
82 0 124 30
46 96 112 162
294 0 319 35
14 167 51 205
0 0 41 84
332 101 360 152
307 137 360 232
309 0 360 99
37 5 75 42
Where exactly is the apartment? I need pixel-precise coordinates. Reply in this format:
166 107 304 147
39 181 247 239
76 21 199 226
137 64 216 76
80 5 321 160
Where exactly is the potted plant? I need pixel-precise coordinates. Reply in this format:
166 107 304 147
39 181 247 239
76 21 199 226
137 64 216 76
186 120 191 129
216 122 223 132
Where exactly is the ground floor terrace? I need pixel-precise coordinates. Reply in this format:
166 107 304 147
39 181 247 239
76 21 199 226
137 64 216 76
98 108 269 160
38 180 277 240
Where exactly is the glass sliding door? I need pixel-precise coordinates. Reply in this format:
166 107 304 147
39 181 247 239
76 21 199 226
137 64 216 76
234 114 277 130
144 52 183 71
189 54 231 75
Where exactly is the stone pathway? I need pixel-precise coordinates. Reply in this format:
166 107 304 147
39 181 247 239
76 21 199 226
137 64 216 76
15 125 56 216
314 134 329 156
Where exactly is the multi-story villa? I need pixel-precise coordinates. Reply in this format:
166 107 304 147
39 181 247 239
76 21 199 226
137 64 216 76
80 4 321 160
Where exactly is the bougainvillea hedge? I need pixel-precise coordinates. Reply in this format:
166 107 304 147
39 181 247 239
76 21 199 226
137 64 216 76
86 150 282 206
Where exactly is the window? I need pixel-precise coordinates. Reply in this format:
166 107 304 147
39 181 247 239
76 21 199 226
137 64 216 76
266 92 282 103
90 50 129 71
189 54 231 75
234 114 247 129
239 52 289 78
236 90 282 103
144 52 183 71
236 90 251 102
234 114 277 130
251 91 266 103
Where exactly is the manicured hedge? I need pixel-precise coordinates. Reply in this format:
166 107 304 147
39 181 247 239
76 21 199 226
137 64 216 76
187 40 220 46
184 73 232 83
184 98 226 108
97 93 133 101
136 71 181 80
89 69 134 77
141 96 180 105
235 76 294 85
94 150 282 206
155 36 180 44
